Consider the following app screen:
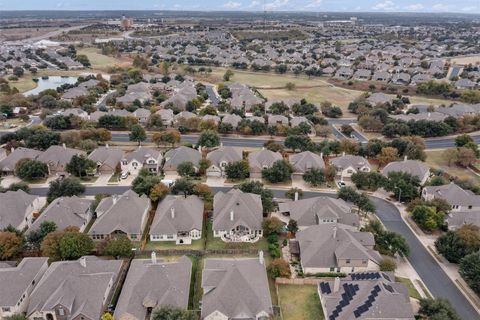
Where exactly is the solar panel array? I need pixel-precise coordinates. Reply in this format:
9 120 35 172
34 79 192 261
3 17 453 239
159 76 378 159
350 272 381 281
320 282 332 294
329 283 360 320
353 285 382 318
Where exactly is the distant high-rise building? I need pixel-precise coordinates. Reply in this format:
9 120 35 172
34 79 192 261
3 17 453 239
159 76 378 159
121 15 133 30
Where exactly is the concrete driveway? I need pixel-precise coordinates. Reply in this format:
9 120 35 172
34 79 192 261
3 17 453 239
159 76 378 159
94 173 113 186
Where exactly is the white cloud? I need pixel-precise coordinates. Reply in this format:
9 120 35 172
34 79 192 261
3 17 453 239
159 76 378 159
247 0 261 8
372 0 397 11
265 0 289 10
224 1 242 9
305 0 323 8
432 3 450 11
405 3 424 11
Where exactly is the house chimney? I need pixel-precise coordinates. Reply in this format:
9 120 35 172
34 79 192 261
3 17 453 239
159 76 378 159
230 210 234 221
62 143 67 149
332 225 337 238
294 191 299 201
259 250 264 265
342 151 345 156
404 155 408 161
79 257 86 268
171 207 175 219
320 152 323 159
10 147 14 153
333 277 340 293
151 251 157 264
106 143 109 149
112 194 118 205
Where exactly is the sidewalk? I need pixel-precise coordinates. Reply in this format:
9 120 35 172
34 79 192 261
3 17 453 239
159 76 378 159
388 197 480 313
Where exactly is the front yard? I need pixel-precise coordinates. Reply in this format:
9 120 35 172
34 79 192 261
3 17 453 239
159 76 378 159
278 285 324 320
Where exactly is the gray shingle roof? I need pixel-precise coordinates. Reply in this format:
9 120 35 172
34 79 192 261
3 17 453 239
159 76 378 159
248 149 282 172
0 147 43 172
424 183 480 207
150 195 203 235
114 256 191 320
201 258 272 319
89 190 151 236
0 257 48 307
27 257 122 320
381 159 429 181
289 151 325 174
330 155 370 171
206 146 242 168
88 146 124 170
37 145 85 167
0 190 39 229
213 189 263 232
30 196 92 232
123 147 161 164
164 146 201 171
278 197 359 227
297 224 381 269
446 211 480 230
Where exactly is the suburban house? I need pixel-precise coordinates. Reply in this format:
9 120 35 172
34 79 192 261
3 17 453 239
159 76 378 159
366 92 391 106
0 258 49 318
318 272 415 320
0 190 43 230
155 108 174 126
278 196 360 229
114 255 191 320
88 146 124 175
206 146 243 177
29 196 93 233
381 158 430 185
37 144 86 176
267 114 289 126
0 147 43 176
248 149 283 179
89 190 151 241
221 114 242 128
330 154 371 181
201 257 273 320
213 189 263 242
288 151 325 181
27 257 122 320
121 147 162 175
293 223 381 274
446 210 480 230
422 183 480 211
133 108 151 124
163 146 202 176
150 195 204 244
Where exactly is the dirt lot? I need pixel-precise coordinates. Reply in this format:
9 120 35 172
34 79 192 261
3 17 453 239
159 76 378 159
447 55 480 66
0 27 60 42
77 47 132 71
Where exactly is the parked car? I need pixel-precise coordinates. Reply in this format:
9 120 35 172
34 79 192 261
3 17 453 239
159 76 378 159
120 171 130 179
338 181 346 188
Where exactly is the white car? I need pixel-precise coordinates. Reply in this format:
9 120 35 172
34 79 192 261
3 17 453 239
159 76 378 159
338 181 346 188
120 171 130 179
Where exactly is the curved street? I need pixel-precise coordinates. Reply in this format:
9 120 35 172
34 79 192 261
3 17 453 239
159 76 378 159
27 185 480 320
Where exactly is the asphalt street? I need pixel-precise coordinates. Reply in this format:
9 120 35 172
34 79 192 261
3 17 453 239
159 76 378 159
27 185 480 320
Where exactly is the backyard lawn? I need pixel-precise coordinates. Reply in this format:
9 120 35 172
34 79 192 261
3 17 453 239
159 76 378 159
144 238 205 251
425 149 480 184
278 285 324 320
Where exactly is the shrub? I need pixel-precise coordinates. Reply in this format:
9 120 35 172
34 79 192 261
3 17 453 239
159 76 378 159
379 258 397 271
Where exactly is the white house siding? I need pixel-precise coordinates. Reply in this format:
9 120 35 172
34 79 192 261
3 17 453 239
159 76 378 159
204 311 228 320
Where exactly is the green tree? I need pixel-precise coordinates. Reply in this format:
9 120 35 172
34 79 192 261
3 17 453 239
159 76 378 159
177 161 197 177
267 258 291 278
262 217 284 236
15 159 48 180
351 171 387 191
284 135 312 152
132 171 162 196
412 205 444 231
197 130 220 148
58 231 94 260
362 220 410 257
66 155 96 177
418 298 460 320
384 171 420 203
129 124 147 145
171 178 194 197
152 130 181 147
303 168 326 186
285 188 303 200
287 219 299 234
149 183 169 202
435 225 480 263
75 54 91 67
151 305 195 320
223 69 234 81
0 232 24 260
100 235 133 257
337 187 376 213
459 251 480 294
225 160 249 180
379 258 396 271
47 177 85 202
262 160 293 183
26 221 57 249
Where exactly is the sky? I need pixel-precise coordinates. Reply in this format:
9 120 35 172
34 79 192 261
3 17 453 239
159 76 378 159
0 0 479 13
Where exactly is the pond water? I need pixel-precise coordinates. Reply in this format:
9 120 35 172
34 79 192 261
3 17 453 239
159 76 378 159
23 76 78 96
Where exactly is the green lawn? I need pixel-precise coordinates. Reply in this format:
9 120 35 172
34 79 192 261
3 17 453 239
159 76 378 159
144 238 205 251
77 47 122 70
425 149 480 184
205 220 269 250
278 285 324 320
396 277 422 300
108 172 120 183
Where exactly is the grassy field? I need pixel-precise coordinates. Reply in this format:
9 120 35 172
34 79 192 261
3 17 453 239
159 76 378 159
77 47 129 71
7 77 38 93
395 277 422 300
278 285 324 320
425 149 480 184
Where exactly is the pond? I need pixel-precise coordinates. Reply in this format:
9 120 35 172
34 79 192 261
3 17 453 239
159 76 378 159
23 76 78 96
